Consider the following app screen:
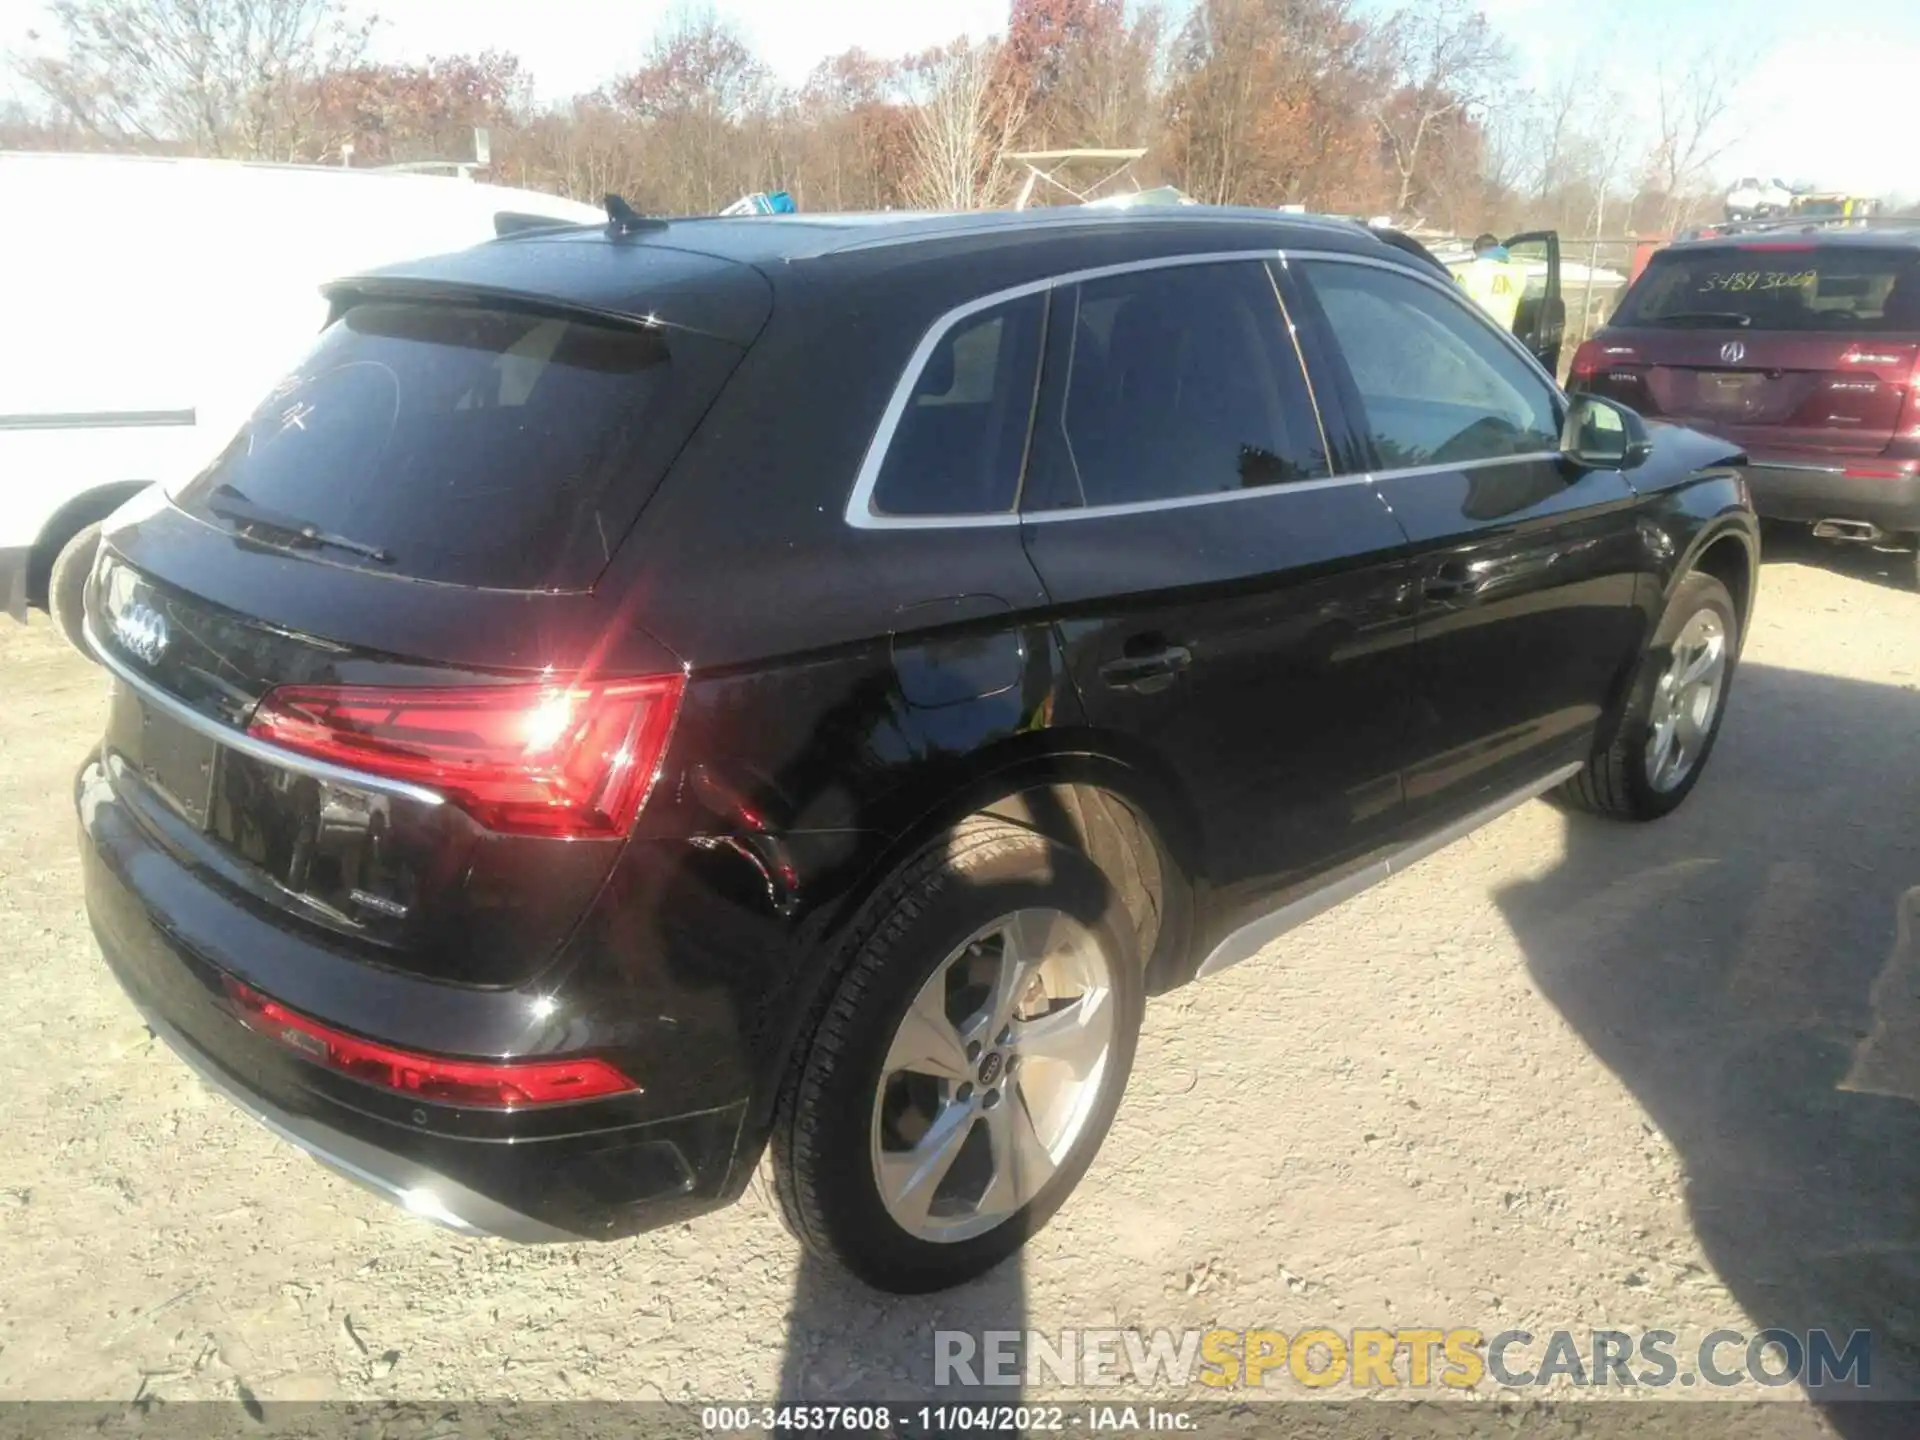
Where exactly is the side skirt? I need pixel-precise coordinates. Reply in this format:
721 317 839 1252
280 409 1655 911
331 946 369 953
1193 762 1583 981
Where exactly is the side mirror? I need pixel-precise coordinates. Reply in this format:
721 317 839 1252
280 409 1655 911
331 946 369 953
1562 394 1654 471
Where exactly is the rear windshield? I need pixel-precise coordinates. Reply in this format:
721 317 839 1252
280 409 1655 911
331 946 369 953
1614 247 1920 333
175 300 744 589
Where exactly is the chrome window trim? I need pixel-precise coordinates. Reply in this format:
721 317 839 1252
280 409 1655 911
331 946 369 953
84 617 448 809
842 245 1570 533
1363 451 1563 483
1020 470 1371 524
847 249 1309 530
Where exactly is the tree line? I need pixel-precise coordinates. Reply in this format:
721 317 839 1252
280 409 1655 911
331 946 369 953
5 0 1751 236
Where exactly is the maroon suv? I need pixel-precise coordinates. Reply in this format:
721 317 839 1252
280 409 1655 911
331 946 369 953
1572 229 1920 582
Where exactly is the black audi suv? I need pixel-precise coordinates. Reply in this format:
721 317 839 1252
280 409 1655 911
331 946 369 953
78 205 1757 1293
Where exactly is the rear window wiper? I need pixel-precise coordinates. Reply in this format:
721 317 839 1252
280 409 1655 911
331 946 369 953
1650 311 1756 328
206 484 394 563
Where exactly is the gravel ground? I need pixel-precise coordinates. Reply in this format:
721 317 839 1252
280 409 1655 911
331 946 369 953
2 535 1918 1425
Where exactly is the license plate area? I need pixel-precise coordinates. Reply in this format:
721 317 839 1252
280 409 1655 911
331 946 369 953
109 683 218 830
1699 370 1765 410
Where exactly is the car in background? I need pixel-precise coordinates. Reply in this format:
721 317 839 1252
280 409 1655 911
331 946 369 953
1725 177 1795 223
1571 227 1920 583
1791 191 1880 222
0 152 602 651
78 204 1755 1293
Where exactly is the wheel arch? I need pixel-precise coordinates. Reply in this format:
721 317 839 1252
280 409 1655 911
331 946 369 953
26 481 152 608
1593 503 1756 756
830 726 1207 991
735 724 1207 1186
1685 523 1757 648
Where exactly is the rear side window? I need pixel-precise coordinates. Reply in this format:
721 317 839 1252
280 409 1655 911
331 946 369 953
174 301 744 590
871 293 1045 516
1614 248 1920 332
1023 261 1327 511
1299 260 1560 468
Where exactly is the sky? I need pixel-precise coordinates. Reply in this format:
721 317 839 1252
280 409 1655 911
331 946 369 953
4 0 1918 200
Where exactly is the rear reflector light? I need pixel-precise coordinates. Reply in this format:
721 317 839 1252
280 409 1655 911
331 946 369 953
224 978 639 1107
1900 357 1920 440
1570 339 1603 384
248 674 684 838
1843 464 1915 480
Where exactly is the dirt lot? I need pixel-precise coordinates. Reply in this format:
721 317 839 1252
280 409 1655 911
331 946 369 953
2 535 1918 1421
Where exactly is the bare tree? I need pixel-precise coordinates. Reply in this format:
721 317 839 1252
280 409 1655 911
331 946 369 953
1586 87 1633 234
605 9 783 213
1373 0 1511 216
14 0 371 157
1002 0 1164 152
1164 0 1387 212
900 37 1025 211
1647 45 1739 232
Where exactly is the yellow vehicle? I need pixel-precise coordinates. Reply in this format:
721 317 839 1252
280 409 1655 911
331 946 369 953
1790 191 1879 221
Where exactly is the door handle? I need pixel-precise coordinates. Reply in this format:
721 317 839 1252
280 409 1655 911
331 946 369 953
1100 645 1192 694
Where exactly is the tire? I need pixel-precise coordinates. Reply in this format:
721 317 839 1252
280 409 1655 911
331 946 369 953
770 816 1143 1293
47 520 102 658
1560 570 1739 821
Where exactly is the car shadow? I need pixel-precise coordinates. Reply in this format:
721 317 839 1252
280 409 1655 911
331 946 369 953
1497 661 1920 1429
775 1250 1026 1421
1762 523 1917 594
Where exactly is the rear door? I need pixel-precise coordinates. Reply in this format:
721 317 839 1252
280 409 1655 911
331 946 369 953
1018 257 1419 939
1286 254 1647 822
1504 230 1565 375
1591 243 1920 455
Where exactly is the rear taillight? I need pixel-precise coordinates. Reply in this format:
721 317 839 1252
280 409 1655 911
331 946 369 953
1569 339 1603 387
248 675 684 839
225 978 638 1107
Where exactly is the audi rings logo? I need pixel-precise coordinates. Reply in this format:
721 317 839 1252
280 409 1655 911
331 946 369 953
1719 340 1747 365
112 601 170 666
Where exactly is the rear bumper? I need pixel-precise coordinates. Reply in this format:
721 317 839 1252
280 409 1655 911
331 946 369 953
78 752 749 1243
1 544 29 623
1745 461 1920 535
139 1005 578 1242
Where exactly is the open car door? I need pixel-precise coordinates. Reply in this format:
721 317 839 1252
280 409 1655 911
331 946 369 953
1503 230 1564 376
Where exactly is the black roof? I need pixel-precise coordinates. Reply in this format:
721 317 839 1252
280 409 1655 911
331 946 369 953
1668 224 1920 253
326 205 1398 340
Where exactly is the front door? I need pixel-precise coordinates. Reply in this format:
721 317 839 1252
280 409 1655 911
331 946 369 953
1016 257 1420 941
1286 254 1647 825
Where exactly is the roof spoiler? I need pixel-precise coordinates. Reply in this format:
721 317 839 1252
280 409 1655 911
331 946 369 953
1364 223 1453 279
493 211 590 239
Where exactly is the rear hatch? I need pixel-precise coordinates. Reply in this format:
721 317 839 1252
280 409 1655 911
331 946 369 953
1582 241 1920 457
89 235 769 987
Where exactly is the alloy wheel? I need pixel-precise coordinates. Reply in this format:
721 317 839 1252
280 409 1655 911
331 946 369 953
868 908 1117 1243
1645 607 1729 793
